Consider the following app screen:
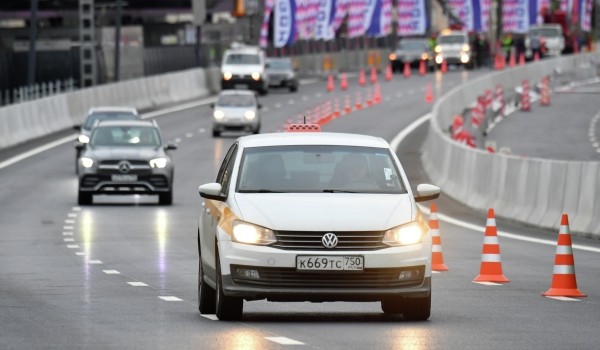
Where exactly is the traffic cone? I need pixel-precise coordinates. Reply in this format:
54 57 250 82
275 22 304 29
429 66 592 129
521 80 531 111
473 209 509 283
403 62 411 78
424 83 433 103
429 203 448 271
343 94 352 114
365 88 373 106
370 66 377 84
509 51 516 67
373 84 381 104
543 214 586 298
419 59 426 76
358 68 366 86
385 64 393 81
540 76 550 106
519 52 526 65
327 74 334 92
340 73 348 90
534 51 540 61
441 59 448 74
355 91 363 110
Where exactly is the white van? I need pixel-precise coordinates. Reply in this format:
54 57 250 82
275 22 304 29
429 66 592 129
526 24 565 58
221 45 269 95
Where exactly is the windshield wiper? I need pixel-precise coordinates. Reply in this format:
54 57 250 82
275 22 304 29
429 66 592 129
238 189 284 193
322 189 358 193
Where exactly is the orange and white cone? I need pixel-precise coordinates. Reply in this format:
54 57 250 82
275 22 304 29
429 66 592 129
473 209 509 283
429 203 448 271
543 214 586 298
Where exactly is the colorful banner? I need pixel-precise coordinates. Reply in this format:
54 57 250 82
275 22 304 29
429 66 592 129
347 0 368 38
315 0 336 40
397 0 427 36
502 0 529 33
332 0 350 33
274 0 297 48
580 0 593 31
259 0 275 48
295 0 319 40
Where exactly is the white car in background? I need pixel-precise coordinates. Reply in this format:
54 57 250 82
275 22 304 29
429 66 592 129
526 24 565 58
196 128 440 321
210 90 262 137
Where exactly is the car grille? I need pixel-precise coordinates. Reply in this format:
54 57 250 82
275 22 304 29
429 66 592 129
80 175 170 189
231 266 425 289
99 160 149 166
272 231 387 250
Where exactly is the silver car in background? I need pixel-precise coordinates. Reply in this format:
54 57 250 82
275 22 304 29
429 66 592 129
266 57 299 92
211 90 262 137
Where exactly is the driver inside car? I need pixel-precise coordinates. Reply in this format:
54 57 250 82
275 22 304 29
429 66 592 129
329 153 373 188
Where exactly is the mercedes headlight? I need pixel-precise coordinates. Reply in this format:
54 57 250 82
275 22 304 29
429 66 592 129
232 220 276 245
149 158 168 168
462 44 470 52
78 134 90 143
223 72 232 80
244 110 256 120
213 110 225 120
80 157 94 168
251 72 261 81
382 222 426 246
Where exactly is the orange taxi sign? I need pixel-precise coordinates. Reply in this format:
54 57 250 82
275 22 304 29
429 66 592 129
286 123 321 132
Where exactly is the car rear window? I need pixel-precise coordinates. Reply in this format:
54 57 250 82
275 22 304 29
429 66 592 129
84 112 138 130
217 95 256 107
90 126 161 147
437 35 467 44
225 54 260 65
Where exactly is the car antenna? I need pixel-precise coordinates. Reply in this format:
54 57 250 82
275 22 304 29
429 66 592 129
303 115 306 124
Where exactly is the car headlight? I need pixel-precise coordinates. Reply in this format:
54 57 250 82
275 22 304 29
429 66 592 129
421 53 429 60
251 72 261 81
232 220 276 245
435 55 443 64
213 110 225 120
78 134 90 143
382 221 426 246
244 110 256 120
389 53 397 61
80 157 94 168
434 45 441 53
149 158 168 168
223 72 232 80
462 44 470 52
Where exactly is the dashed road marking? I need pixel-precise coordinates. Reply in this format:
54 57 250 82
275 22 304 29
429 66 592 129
432 271 441 274
265 337 304 345
127 282 148 287
68 213 77 218
198 128 205 133
63 226 73 230
546 296 581 302
473 281 502 286
174 138 182 143
201 314 219 320
67 244 79 249
64 238 74 242
593 142 599 147
159 296 182 302
87 260 103 264
103 270 121 274
65 219 75 224
75 252 86 256
62 232 73 236
396 92 403 97
72 207 81 211
275 103 282 108
288 100 295 105
186 133 194 138
302 95 308 101
263 107 270 112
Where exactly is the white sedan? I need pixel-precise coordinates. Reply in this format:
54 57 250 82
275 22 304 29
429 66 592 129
197 127 440 321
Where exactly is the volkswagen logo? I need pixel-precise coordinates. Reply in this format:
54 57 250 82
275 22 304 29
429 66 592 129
118 161 131 174
322 233 338 248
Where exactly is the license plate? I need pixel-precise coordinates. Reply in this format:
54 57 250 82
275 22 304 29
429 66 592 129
296 256 364 271
111 174 138 182
235 84 249 89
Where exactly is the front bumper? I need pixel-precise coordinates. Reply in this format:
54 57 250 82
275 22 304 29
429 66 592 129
222 77 265 91
78 167 172 194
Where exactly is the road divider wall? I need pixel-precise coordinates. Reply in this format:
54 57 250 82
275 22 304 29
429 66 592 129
422 53 600 236
0 67 221 150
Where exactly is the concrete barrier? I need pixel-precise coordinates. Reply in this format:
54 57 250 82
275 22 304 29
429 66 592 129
0 67 219 149
422 52 600 236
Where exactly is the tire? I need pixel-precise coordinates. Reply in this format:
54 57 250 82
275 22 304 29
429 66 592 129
158 190 172 205
78 190 92 205
215 248 243 321
381 297 403 314
198 239 216 314
253 125 260 134
402 294 431 321
289 85 297 93
212 129 221 137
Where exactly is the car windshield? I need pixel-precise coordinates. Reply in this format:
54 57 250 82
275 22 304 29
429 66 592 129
529 28 560 37
84 112 137 130
267 59 292 69
217 94 256 107
236 145 407 194
437 35 466 44
225 53 260 65
399 41 426 50
90 126 161 147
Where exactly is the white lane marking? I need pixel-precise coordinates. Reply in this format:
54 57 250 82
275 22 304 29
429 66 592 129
72 207 81 211
302 95 308 101
432 270 441 274
473 281 502 286
288 99 295 105
75 252 86 256
103 270 121 274
275 103 282 108
198 128 205 133
62 232 73 236
143 96 217 119
65 219 75 224
263 107 270 112
265 337 305 345
64 238 74 242
174 138 182 143
384 96 391 101
0 135 77 170
546 296 581 302
63 226 73 230
67 244 79 249
597 148 600 153
127 282 148 287
159 296 182 301
392 113 600 254
200 314 219 320
68 213 77 218
185 133 194 138
87 260 103 264
396 92 403 98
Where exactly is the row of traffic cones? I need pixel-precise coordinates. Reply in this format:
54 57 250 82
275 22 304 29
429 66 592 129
429 205 586 298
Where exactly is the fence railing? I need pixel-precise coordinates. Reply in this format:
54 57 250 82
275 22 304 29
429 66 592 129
0 79 76 107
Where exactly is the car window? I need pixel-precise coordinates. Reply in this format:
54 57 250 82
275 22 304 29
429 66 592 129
217 95 256 107
225 53 260 65
267 60 292 69
529 28 560 37
437 35 466 44
399 41 426 50
90 126 161 147
216 144 238 196
84 112 138 130
236 145 407 194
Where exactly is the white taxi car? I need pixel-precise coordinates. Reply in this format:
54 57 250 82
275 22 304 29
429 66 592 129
197 126 440 321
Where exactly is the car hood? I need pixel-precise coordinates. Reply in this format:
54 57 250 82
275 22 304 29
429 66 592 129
267 68 293 74
439 43 464 50
233 193 414 231
395 49 424 56
221 64 264 74
85 146 162 160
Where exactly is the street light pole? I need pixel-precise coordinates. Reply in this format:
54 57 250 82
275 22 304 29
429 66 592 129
114 0 123 81
27 0 38 87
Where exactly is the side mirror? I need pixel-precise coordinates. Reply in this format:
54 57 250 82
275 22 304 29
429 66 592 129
199 183 225 201
265 63 270 68
75 142 86 150
165 143 178 151
210 103 215 109
257 104 263 109
414 184 440 202
73 125 81 131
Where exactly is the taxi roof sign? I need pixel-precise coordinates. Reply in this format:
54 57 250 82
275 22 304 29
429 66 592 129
286 123 321 132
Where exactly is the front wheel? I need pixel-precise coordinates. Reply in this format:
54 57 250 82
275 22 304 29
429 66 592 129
198 253 216 314
215 248 243 321
158 190 172 205
78 190 92 205
402 294 431 321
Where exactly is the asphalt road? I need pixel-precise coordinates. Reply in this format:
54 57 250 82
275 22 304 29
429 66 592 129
1 67 600 349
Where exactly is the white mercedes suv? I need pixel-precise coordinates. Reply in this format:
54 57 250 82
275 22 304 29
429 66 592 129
197 127 439 320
